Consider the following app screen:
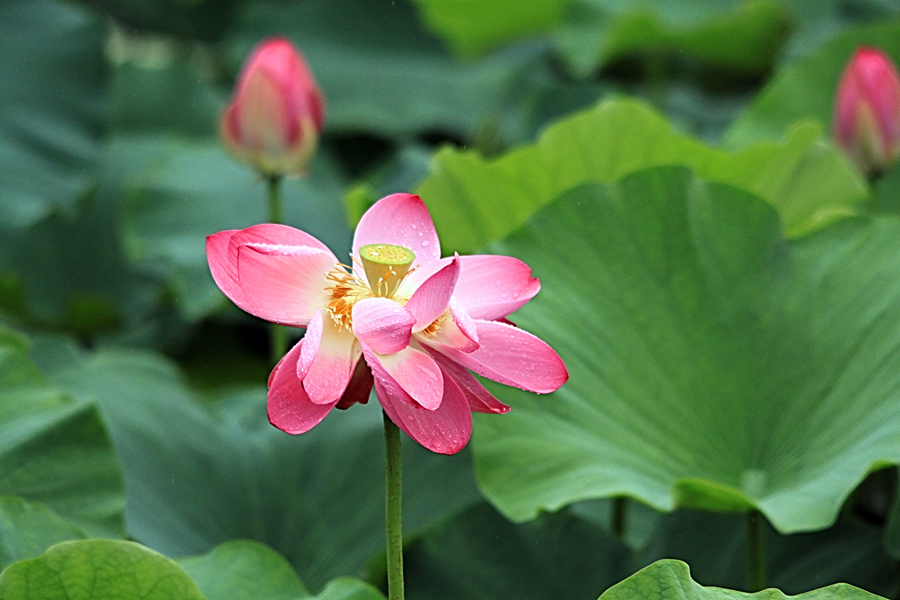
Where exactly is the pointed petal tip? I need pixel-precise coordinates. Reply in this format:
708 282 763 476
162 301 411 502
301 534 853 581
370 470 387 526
267 341 337 434
375 379 472 455
353 193 440 265
431 320 568 394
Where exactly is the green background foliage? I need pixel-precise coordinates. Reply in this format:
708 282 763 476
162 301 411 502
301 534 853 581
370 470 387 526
2 0 900 598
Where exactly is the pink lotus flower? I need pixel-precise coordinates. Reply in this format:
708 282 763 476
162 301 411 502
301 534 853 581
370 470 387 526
834 47 900 175
207 194 567 454
220 37 324 177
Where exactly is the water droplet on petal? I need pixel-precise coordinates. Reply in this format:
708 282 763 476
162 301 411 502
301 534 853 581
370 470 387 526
418 232 423 237
410 224 417 230
421 240 430 247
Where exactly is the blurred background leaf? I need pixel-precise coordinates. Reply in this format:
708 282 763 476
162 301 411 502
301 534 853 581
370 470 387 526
179 540 387 600
0 0 106 231
122 142 350 321
0 496 87 572
726 21 900 147
555 0 787 79
403 502 633 600
0 328 124 537
411 0 567 57
227 0 551 144
32 339 480 592
640 507 897 595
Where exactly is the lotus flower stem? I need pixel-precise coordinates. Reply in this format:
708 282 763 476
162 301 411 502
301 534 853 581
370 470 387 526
612 496 627 540
267 175 287 362
383 411 405 600
746 510 767 592
266 175 283 224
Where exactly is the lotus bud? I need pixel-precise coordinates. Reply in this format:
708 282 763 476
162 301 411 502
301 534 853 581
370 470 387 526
834 47 900 176
220 37 324 177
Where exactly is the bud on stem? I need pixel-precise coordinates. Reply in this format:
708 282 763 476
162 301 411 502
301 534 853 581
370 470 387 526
220 37 324 177
834 47 900 176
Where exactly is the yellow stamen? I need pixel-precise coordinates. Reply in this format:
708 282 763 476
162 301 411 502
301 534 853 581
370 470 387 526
419 311 448 337
324 266 371 330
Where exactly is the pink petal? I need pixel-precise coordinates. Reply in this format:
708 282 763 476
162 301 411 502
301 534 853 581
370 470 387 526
208 229 249 307
208 225 335 325
376 374 473 455
302 318 359 405
238 38 324 134
235 243 335 326
239 67 294 152
364 345 444 410
428 349 509 414
397 256 452 297
268 343 291 388
418 299 479 353
425 320 567 394
453 255 541 320
268 340 337 434
406 255 460 332
352 297 415 355
297 311 323 379
352 194 441 269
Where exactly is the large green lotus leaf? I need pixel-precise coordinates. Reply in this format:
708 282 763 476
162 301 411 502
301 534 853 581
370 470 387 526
179 540 310 600
0 540 205 600
404 502 632 600
0 329 124 538
178 540 385 600
599 559 884 600
36 342 481 592
0 539 385 600
123 139 351 321
640 510 897 595
313 579 386 600
410 0 566 56
726 22 900 148
0 496 86 572
228 0 547 141
0 0 106 231
556 0 785 79
474 167 900 533
416 99 865 254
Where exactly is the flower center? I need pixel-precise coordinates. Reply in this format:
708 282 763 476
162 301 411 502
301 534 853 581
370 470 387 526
358 243 415 298
324 244 416 331
324 268 371 330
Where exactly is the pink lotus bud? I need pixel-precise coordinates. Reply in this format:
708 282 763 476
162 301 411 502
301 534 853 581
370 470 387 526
220 38 324 177
834 47 900 175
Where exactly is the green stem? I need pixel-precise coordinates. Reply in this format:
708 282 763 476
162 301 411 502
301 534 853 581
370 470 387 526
612 496 627 541
645 53 667 109
383 412 405 600
266 175 284 224
266 176 287 362
746 510 767 592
